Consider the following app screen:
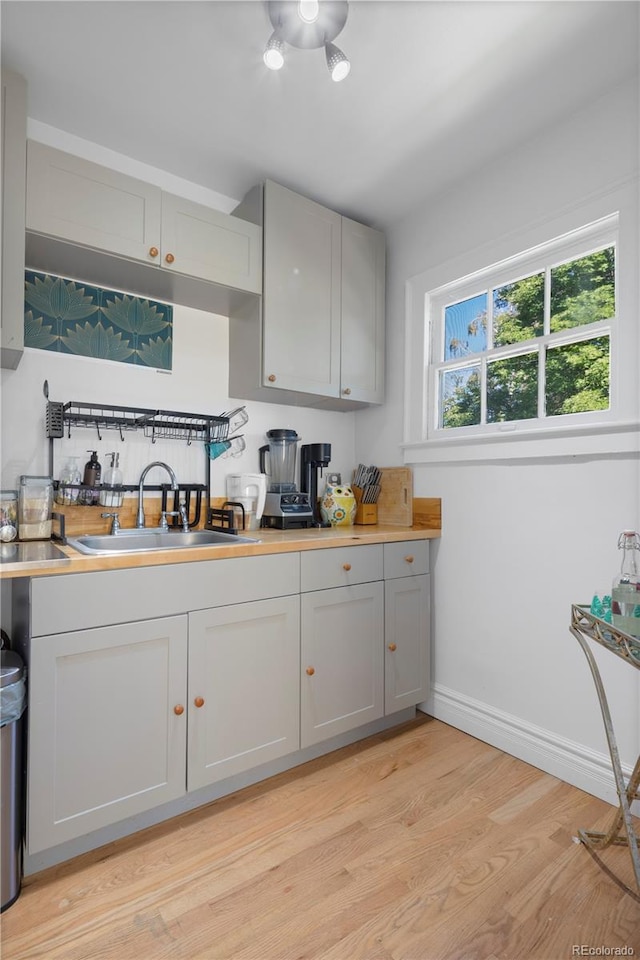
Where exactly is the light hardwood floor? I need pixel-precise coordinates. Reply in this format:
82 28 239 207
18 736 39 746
2 715 639 960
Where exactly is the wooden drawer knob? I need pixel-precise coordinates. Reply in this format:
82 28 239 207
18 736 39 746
194 696 205 708
405 555 414 564
306 666 315 676
173 704 184 716
149 246 159 258
268 374 276 382
165 252 175 264
388 643 397 652
343 562 352 571
342 387 351 396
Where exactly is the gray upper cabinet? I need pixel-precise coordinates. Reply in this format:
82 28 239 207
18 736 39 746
1 69 27 370
229 180 385 411
25 141 262 314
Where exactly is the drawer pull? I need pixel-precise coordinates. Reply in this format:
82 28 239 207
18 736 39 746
388 643 397 652
343 562 352 571
405 555 414 564
306 666 315 676
194 696 205 708
148 246 159 258
173 704 184 716
268 374 276 382
165 252 175 264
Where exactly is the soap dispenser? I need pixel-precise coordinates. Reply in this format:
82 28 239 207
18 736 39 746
99 452 123 507
81 451 102 505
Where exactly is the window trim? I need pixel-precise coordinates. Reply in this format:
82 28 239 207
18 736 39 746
402 182 639 464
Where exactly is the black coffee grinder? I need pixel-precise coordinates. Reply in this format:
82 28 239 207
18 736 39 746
300 443 332 527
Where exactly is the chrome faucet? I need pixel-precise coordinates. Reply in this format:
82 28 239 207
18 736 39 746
136 461 179 529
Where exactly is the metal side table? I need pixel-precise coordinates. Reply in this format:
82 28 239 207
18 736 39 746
569 604 640 891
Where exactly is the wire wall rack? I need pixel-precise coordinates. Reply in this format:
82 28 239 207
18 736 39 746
46 400 231 503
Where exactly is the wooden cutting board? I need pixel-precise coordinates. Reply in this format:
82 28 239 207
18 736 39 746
377 467 413 526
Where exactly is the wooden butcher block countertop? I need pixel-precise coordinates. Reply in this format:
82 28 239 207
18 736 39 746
0 509 441 580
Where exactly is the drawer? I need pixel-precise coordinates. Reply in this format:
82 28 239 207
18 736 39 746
383 541 429 580
300 544 383 593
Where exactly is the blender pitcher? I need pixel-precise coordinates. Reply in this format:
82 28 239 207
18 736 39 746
259 430 301 492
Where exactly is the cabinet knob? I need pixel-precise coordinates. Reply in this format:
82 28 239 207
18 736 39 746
343 562 352 571
388 642 397 652
306 666 315 676
149 246 159 259
405 555 414 564
165 252 175 265
342 387 352 396
173 704 185 716
194 696 205 708
268 374 277 383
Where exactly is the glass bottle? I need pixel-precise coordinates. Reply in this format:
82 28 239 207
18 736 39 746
611 530 640 635
56 457 82 505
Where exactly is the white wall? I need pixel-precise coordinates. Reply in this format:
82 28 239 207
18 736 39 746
0 125 357 497
356 77 640 805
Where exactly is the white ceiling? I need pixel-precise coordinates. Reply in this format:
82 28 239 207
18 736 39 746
1 0 638 230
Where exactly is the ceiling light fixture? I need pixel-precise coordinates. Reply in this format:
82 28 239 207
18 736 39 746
263 0 350 82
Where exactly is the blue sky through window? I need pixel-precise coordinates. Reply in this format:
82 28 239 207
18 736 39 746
444 293 488 360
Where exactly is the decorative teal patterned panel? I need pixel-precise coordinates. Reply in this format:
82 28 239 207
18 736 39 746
24 271 173 370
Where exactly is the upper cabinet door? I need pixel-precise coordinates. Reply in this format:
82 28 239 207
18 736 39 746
1 69 27 370
262 180 342 398
341 217 385 404
26 141 162 262
160 193 262 294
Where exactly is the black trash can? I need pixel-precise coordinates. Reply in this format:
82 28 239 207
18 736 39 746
0 648 26 912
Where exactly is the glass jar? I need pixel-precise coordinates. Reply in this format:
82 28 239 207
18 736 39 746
0 491 18 542
18 476 54 541
56 457 82 505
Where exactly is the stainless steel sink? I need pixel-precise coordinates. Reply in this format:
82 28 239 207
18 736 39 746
66 528 261 556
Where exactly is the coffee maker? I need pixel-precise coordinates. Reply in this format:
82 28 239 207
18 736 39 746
259 429 314 529
300 443 332 527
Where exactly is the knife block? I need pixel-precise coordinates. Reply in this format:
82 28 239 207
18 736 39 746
352 485 378 525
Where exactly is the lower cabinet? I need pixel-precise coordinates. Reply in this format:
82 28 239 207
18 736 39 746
384 574 430 713
188 596 300 790
301 582 384 748
23 541 431 858
27 616 188 854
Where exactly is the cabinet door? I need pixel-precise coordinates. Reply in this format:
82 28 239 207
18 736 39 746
27 616 187 854
301 582 384 748
26 141 162 262
385 574 430 714
188 596 300 790
341 217 385 404
160 193 262 293
262 180 342 398
1 69 27 369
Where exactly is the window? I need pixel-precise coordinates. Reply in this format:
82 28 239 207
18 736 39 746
427 217 616 440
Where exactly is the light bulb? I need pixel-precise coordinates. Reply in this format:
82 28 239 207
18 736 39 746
325 42 350 82
264 32 285 70
298 0 320 23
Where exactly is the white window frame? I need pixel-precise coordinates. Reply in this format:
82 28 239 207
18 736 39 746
402 183 639 464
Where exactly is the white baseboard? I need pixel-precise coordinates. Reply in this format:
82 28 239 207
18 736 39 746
421 683 639 814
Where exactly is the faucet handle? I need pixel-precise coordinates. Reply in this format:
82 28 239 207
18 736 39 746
101 512 121 535
160 510 180 532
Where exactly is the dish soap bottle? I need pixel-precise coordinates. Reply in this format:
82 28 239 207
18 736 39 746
611 530 640 636
99 452 123 507
81 451 101 505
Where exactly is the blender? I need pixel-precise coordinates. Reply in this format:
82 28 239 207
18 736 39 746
259 429 314 529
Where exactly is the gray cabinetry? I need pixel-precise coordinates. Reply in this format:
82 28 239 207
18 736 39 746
27 616 188 854
1 69 27 369
229 180 385 410
25 141 261 313
383 541 430 713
